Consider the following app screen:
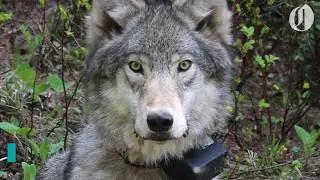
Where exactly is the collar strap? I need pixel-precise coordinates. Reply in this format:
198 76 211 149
117 135 216 169
118 151 163 169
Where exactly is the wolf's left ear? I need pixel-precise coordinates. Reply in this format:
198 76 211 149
174 0 233 45
86 0 145 49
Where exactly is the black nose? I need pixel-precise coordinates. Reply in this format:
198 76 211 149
147 112 173 132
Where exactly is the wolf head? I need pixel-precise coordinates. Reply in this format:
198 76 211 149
85 0 233 162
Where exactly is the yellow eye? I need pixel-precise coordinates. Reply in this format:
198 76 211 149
129 61 142 73
178 60 192 72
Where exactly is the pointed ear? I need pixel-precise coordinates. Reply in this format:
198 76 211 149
86 0 145 49
175 0 233 45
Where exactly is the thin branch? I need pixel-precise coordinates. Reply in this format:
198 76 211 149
46 74 82 137
27 69 37 137
281 58 293 142
59 22 69 150
46 120 63 137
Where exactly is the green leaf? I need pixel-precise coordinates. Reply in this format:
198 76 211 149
254 56 266 69
40 139 50 162
30 34 44 51
0 171 7 177
302 91 311 99
234 77 241 84
35 83 49 97
22 162 37 180
235 112 244 121
235 91 245 102
76 0 91 10
291 146 301 154
0 122 20 136
271 116 281 124
264 55 280 64
260 25 270 36
310 130 319 146
303 82 310 89
16 63 36 87
48 74 73 92
258 99 270 111
272 84 280 91
226 105 234 113
50 141 64 154
17 127 37 137
233 38 242 50
243 40 255 53
58 5 68 22
64 81 74 90
238 164 249 171
0 12 12 23
282 92 289 107
19 25 32 43
65 30 74 36
26 139 40 156
240 26 255 38
39 0 48 7
0 122 36 137
48 74 63 92
295 125 310 145
235 4 241 13
292 160 302 169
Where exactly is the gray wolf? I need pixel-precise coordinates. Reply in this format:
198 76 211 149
39 0 233 179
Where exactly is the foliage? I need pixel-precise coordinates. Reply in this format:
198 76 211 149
294 125 319 158
225 0 320 179
0 0 12 24
0 0 89 178
0 12 11 24
0 122 37 137
22 162 37 180
0 171 7 177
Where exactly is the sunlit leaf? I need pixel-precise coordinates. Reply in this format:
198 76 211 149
50 141 64 154
0 122 20 136
22 162 37 180
40 139 50 162
48 74 74 93
241 26 255 38
0 171 7 177
15 63 36 87
258 99 270 111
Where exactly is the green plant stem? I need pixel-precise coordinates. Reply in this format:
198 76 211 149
262 71 272 139
60 24 69 151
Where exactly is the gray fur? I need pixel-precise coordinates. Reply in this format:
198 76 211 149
39 0 233 179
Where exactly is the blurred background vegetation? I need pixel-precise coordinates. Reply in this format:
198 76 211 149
0 0 319 179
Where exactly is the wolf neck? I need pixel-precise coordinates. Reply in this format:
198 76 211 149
118 127 210 166
91 120 209 166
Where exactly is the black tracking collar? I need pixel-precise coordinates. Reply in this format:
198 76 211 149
118 140 228 180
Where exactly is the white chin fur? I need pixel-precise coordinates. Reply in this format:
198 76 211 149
123 123 199 164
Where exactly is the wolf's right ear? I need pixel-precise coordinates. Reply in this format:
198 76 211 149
174 0 233 45
86 0 145 49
